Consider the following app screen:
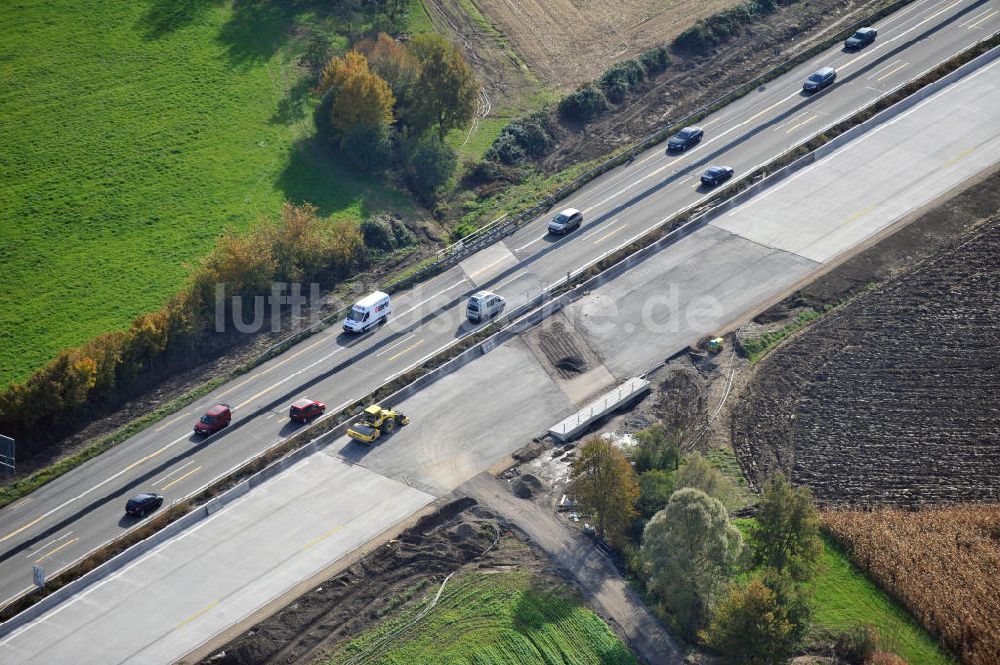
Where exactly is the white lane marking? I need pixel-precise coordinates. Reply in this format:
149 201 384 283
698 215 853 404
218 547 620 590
514 235 546 252
493 269 527 291
841 0 966 73
393 280 467 319
964 7 997 29
25 532 74 560
874 62 909 81
376 334 417 357
153 460 195 487
235 343 350 410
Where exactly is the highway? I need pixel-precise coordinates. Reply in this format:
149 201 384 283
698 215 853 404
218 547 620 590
1 0 997 609
4 45 998 665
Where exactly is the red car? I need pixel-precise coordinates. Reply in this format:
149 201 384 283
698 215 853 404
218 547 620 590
290 398 326 422
194 403 232 436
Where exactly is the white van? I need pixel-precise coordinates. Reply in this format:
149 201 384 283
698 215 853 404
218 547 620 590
467 291 505 323
343 291 391 333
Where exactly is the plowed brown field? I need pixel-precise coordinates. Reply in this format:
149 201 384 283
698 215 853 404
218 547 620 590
732 214 1000 507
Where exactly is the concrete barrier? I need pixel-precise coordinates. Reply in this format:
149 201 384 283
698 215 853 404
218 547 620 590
549 378 651 442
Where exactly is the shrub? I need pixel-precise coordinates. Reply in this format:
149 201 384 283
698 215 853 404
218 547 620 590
449 222 476 242
703 580 796 664
672 24 713 55
339 122 393 172
600 59 645 103
405 132 457 203
360 217 397 252
558 83 609 122
834 624 881 665
637 470 674 518
391 219 416 247
630 423 679 473
639 45 670 75
485 109 552 164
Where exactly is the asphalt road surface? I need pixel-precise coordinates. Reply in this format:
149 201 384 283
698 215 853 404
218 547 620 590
3 47 998 665
1 0 997 612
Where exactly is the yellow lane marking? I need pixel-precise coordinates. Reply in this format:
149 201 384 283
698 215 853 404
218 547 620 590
943 145 977 167
35 537 80 563
216 332 331 399
965 8 997 29
840 204 878 226
466 254 513 280
376 334 417 357
161 466 202 491
176 600 219 629
303 525 344 550
593 225 627 244
875 61 909 81
153 411 190 433
787 114 817 133
388 339 425 362
743 90 801 125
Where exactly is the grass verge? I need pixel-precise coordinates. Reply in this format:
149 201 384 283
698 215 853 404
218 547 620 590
325 569 638 664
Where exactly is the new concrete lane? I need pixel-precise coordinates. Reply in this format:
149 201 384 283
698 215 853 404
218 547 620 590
2 0 998 604
0 455 432 665
5 37 1000 665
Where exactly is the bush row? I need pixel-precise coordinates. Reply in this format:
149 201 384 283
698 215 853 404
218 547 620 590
0 205 412 452
558 45 671 123
672 0 796 55
483 109 553 165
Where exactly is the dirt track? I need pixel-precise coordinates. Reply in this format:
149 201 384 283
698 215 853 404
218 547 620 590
731 178 1000 506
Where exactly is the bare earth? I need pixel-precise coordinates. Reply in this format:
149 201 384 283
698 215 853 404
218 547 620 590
472 0 741 89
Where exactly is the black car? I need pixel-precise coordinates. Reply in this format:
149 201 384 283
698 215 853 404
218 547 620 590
844 27 877 50
126 492 164 517
667 126 704 151
700 166 735 187
803 67 837 92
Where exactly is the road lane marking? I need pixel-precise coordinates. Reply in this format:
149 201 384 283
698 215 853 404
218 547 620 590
387 339 425 362
493 269 527 291
592 224 627 244
6 497 31 512
943 145 977 167
303 525 344 549
960 7 997 28
376 334 416 357
234 344 350 410
514 235 546 252
26 532 73 559
216 331 334 400
741 90 802 126
176 600 219 629
153 460 195 487
153 411 190 433
35 537 79 563
868 59 904 79
0 431 192 544
466 254 514 280
840 204 878 226
875 61 909 81
393 280 467 319
161 466 201 491
786 113 817 133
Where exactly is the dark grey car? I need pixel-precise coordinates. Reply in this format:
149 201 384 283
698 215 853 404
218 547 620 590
667 126 704 151
845 27 877 50
126 492 164 517
803 67 837 92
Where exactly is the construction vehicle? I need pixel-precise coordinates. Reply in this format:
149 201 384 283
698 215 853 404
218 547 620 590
347 405 410 443
707 337 724 353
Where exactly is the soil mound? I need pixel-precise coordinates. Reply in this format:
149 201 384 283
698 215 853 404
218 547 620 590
511 473 548 499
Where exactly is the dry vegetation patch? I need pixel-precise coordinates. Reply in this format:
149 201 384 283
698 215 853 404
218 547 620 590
823 505 1000 665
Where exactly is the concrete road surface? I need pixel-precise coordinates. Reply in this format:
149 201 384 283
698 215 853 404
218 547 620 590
3 46 997 665
2 0 995 606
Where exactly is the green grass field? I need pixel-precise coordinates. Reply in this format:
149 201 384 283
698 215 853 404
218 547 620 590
328 570 637 664
732 520 953 665
0 0 413 386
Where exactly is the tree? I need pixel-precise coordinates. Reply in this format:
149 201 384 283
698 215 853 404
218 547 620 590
753 473 823 582
355 33 420 126
568 437 640 547
318 51 395 137
637 470 674 519
630 422 679 473
703 579 796 664
641 488 743 637
675 452 737 507
408 33 478 139
404 132 457 203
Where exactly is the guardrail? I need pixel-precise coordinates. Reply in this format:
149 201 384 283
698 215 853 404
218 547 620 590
5 23 996 625
244 0 920 371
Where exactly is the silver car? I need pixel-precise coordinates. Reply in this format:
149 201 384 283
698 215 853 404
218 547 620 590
548 208 583 235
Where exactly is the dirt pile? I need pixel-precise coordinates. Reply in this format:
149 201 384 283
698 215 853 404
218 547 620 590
511 473 548 499
732 214 1000 506
199 498 501 665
